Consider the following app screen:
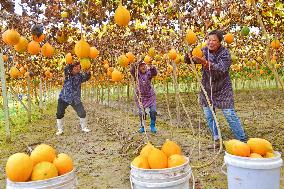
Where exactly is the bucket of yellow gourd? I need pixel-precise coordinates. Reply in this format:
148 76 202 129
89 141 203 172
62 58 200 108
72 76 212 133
130 140 192 189
5 144 77 189
222 138 283 189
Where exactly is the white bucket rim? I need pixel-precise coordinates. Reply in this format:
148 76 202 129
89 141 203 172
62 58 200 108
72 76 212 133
130 171 191 187
130 156 190 172
6 168 76 184
224 151 282 160
224 151 283 170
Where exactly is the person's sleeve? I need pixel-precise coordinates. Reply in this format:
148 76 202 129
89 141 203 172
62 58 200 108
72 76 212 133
81 72 91 83
64 65 72 79
149 66 157 79
209 49 232 72
184 53 191 64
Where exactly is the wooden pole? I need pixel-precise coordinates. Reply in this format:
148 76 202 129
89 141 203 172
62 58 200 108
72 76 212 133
107 83 110 107
27 77 32 122
92 85 95 102
127 82 130 103
101 85 104 104
97 86 100 103
166 79 169 95
0 52 11 142
117 85 120 101
172 61 181 124
43 80 47 109
39 76 43 112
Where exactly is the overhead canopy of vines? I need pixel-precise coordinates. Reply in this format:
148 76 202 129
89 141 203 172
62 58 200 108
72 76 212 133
0 0 283 86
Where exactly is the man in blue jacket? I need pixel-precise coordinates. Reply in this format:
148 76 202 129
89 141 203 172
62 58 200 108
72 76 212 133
55 61 91 135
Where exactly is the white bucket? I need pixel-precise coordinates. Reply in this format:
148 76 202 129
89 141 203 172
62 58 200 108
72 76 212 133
222 151 283 189
130 158 192 189
6 169 77 189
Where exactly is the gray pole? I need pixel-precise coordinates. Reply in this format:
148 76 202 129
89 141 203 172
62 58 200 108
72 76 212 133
27 76 32 122
39 76 43 112
0 52 11 142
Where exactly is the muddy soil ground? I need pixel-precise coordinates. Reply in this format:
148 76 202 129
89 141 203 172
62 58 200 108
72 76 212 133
0 89 283 189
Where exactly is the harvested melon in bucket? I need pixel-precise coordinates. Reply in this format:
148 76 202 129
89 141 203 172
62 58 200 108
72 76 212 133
131 156 149 169
247 138 273 156
224 139 250 157
130 140 191 189
140 142 154 158
168 154 187 168
161 139 182 157
223 138 283 189
148 148 168 169
223 151 283 189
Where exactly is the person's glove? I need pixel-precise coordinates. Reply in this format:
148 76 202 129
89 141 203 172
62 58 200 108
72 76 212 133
192 56 209 69
184 53 191 65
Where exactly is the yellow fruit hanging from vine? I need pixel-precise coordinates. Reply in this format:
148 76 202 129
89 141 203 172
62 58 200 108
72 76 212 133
114 4 131 26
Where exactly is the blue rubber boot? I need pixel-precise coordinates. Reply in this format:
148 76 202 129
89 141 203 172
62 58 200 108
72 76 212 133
139 126 145 133
150 111 157 133
138 114 145 133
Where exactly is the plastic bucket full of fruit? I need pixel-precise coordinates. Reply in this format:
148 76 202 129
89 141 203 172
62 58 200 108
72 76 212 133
222 151 283 189
130 157 191 189
6 168 77 189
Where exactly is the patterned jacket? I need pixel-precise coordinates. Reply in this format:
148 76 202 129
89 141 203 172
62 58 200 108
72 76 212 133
185 46 234 109
130 65 158 108
59 65 91 105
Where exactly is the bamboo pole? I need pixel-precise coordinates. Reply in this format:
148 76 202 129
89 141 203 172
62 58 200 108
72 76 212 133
127 82 130 103
34 82 38 105
101 84 104 104
96 86 100 103
166 79 169 95
172 61 181 125
92 85 95 102
117 85 120 101
187 80 190 92
39 76 43 113
27 77 32 122
88 86 91 101
186 55 223 169
0 52 11 142
107 83 110 107
43 80 47 109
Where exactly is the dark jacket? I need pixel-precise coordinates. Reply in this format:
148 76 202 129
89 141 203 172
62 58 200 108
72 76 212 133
130 64 157 108
59 65 91 105
185 46 234 109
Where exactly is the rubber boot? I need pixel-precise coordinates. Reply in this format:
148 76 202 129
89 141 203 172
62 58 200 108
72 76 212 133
149 111 157 133
138 114 145 133
79 117 91 133
56 119 63 135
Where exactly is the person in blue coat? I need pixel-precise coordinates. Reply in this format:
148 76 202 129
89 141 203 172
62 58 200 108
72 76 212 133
55 61 91 135
185 30 247 146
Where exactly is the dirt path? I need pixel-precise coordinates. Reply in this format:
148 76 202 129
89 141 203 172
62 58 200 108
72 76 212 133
0 89 283 188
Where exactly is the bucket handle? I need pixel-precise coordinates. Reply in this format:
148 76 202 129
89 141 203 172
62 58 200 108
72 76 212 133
221 163 227 175
130 176 134 189
192 171 195 189
130 172 196 189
